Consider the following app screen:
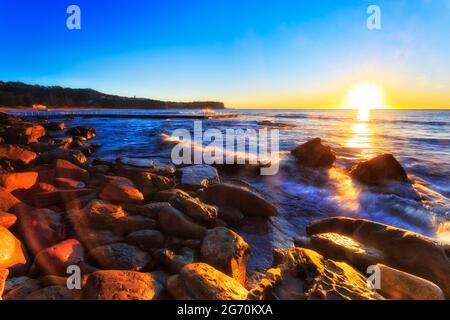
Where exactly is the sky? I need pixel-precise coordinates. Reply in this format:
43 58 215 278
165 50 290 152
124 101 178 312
0 0 449 109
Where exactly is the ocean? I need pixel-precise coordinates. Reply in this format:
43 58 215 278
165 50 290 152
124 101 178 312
11 108 450 272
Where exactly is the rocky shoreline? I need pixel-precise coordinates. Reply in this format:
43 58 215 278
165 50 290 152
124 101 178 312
0 111 449 300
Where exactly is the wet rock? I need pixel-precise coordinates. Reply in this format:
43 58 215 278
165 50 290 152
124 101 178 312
82 270 162 300
179 263 249 300
158 205 206 239
169 191 218 223
179 164 220 189
306 217 450 298
291 137 336 168
0 211 17 228
65 126 96 140
26 285 77 300
0 225 27 269
271 247 383 300
89 243 151 271
32 239 85 276
218 206 244 226
38 148 87 166
126 230 164 250
156 248 195 273
3 124 46 145
199 183 278 217
309 232 386 271
55 177 85 189
0 171 38 192
350 153 408 185
43 122 65 131
0 144 37 167
99 176 144 203
0 268 8 299
201 227 250 284
55 159 89 181
0 187 20 211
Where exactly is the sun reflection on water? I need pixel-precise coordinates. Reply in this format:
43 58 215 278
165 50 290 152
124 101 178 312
345 109 373 155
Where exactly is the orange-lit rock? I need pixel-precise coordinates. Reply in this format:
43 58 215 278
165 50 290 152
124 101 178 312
0 145 37 167
89 243 150 271
0 268 8 300
0 171 38 192
99 176 144 203
0 211 17 229
54 159 89 182
55 177 85 189
3 124 46 145
0 225 27 269
0 187 20 212
169 191 218 223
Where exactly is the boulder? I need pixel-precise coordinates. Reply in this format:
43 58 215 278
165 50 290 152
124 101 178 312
33 239 86 276
2 279 41 300
126 230 164 250
0 225 27 269
169 191 218 223
65 126 96 140
43 122 65 131
37 148 87 166
218 206 244 226
29 188 96 208
121 171 175 198
3 124 46 145
115 215 156 235
155 248 195 273
82 270 162 300
0 187 20 212
0 211 17 228
201 227 250 284
154 188 189 202
0 171 38 191
55 177 85 189
290 137 336 168
89 243 150 271
199 183 277 217
166 274 189 299
25 285 77 300
158 205 206 239
179 263 249 300
306 217 450 298
54 159 89 181
179 164 220 189
0 268 8 300
349 153 408 185
99 176 144 203
271 247 383 300
122 202 168 219
83 199 126 228
0 145 37 167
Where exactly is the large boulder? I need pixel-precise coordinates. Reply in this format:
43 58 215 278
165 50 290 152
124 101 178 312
0 145 37 167
3 124 46 145
156 248 195 273
179 263 249 300
43 122 65 131
179 165 220 189
306 217 450 298
37 148 87 166
0 211 17 229
0 226 27 269
0 172 38 192
65 126 96 140
54 159 89 181
89 243 150 271
349 154 408 185
82 270 162 300
199 183 277 217
169 191 218 223
126 230 164 250
99 176 144 203
29 188 96 208
290 137 336 168
119 171 175 198
0 187 20 212
201 227 250 284
158 205 206 239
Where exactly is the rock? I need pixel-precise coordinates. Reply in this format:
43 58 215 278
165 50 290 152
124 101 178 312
126 230 164 250
0 211 17 228
0 144 37 167
199 183 278 217
116 215 156 234
38 275 69 287
271 247 383 300
3 124 46 145
350 153 408 185
201 227 250 284
309 232 386 271
82 199 126 228
166 274 188 299
38 148 87 166
179 165 220 189
156 248 195 273
291 137 336 168
306 217 450 298
122 202 168 219
218 206 244 226
89 243 150 271
75 227 123 251
55 159 89 181
154 188 189 202
33 239 85 276
0 225 27 269
2 279 41 300
376 264 444 300
65 126 96 140
158 205 206 239
55 177 85 189
121 171 175 198
26 285 77 300
0 269 8 300
31 182 57 193
43 122 65 131
169 191 218 223
29 188 96 208
247 268 282 300
99 176 144 203
0 187 20 211
82 270 162 300
0 171 38 191
179 263 249 300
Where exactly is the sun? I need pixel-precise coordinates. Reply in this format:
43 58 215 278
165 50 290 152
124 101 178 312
346 83 385 111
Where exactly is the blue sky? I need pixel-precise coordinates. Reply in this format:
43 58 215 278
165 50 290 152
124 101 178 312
0 0 449 108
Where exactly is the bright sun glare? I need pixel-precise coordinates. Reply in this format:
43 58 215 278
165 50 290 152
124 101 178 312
346 83 385 111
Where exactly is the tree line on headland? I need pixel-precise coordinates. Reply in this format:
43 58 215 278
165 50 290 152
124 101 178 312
0 81 225 110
